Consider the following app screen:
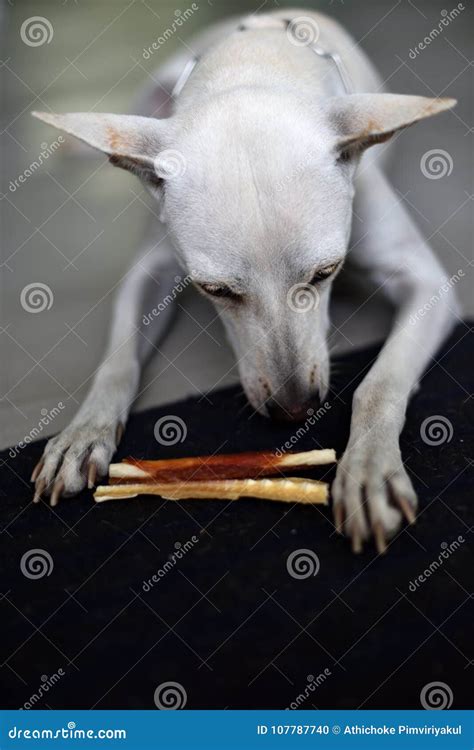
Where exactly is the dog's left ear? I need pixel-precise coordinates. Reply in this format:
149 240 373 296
327 94 456 160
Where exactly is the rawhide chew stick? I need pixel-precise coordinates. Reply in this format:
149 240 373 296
94 476 328 505
109 448 336 484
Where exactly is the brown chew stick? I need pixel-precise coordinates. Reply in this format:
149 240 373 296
109 448 336 484
94 477 328 505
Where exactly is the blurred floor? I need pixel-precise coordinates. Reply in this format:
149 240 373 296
1 0 472 449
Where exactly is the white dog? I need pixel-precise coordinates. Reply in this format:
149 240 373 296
32 9 458 552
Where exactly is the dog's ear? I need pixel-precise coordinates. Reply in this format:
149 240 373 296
327 94 456 161
32 111 171 186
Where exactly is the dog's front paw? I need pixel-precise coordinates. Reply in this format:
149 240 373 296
331 436 417 554
31 419 124 506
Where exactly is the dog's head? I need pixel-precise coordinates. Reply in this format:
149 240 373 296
34 93 454 420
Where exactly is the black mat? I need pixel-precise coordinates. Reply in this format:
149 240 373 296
1 323 473 710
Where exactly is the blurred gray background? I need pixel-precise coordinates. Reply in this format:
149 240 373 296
1 0 472 450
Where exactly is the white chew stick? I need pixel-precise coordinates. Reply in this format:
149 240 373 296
94 477 328 505
278 449 336 467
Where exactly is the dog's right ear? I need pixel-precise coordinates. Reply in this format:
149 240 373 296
32 111 170 186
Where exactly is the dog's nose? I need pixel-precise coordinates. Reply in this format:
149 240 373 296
267 397 318 423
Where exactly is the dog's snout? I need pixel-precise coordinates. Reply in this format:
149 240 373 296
267 396 319 423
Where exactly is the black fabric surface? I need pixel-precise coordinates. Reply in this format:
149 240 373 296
1 323 473 710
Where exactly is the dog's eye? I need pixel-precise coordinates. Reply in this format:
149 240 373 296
197 283 242 301
309 263 339 284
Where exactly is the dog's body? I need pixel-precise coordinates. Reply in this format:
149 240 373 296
33 9 459 552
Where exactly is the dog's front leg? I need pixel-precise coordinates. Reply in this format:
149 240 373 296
33 233 181 504
332 166 460 552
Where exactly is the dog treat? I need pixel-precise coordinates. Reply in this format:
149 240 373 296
94 477 328 505
109 448 336 484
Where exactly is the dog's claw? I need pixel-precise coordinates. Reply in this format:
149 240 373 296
116 422 124 446
397 497 416 525
30 416 124 503
333 503 344 534
30 460 44 483
87 461 98 489
33 478 47 503
332 437 419 556
50 479 64 507
351 526 363 554
373 521 387 554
